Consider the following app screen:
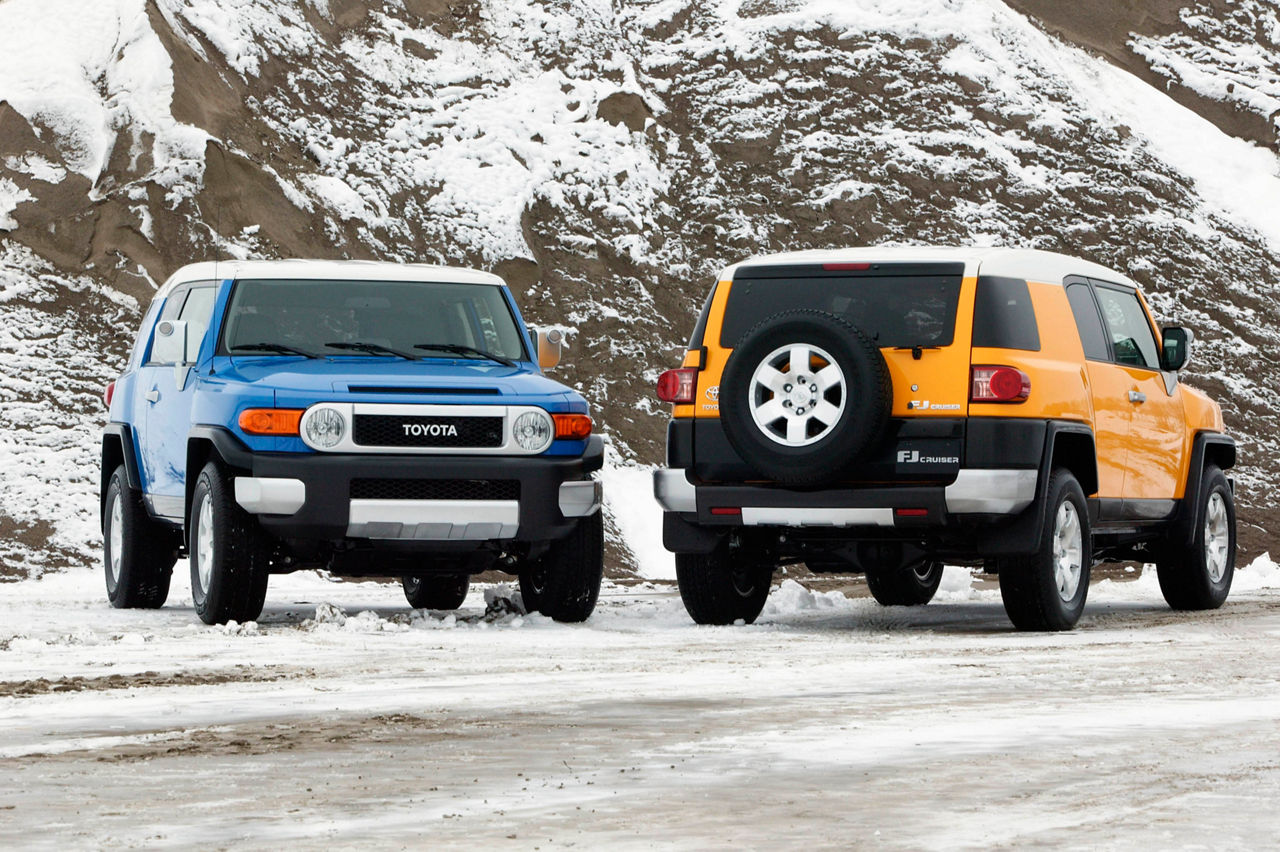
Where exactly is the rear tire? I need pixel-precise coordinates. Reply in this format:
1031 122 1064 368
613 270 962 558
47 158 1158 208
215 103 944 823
1157 465 1235 610
519 511 603 623
676 544 773 625
866 561 943 606
189 461 271 625
402 574 470 610
998 469 1091 631
103 465 176 609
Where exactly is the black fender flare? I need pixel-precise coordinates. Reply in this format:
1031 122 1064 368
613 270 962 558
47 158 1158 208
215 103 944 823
979 421 1097 557
1172 431 1236 549
182 426 255 543
101 423 143 530
582 434 605 474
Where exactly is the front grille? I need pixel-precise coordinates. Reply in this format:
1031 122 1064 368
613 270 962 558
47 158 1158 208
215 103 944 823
353 414 504 448
351 479 520 501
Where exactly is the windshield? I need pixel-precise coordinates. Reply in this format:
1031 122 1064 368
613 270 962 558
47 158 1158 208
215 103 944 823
220 278 527 361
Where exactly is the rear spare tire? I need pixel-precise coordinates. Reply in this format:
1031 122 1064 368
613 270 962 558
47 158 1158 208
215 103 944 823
719 310 891 485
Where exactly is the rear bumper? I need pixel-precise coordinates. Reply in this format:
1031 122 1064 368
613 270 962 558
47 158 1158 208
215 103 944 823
652 467 1037 528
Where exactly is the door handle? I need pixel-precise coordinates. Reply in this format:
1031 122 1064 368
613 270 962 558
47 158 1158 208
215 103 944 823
145 389 160 403
1128 390 1146 404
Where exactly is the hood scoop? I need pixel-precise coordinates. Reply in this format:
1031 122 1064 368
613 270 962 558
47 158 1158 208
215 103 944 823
344 385 501 395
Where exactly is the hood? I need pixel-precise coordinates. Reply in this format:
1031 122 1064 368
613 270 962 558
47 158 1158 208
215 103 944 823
214 355 582 408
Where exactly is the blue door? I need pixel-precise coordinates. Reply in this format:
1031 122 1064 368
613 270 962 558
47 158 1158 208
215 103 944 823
136 283 217 522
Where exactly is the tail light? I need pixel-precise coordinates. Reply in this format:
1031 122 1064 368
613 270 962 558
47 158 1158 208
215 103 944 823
103 381 116 408
553 413 593 440
971 366 1030 403
239 408 304 436
656 368 698 404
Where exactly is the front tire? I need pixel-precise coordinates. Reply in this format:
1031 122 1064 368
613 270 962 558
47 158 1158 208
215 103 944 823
519 511 604 623
103 465 176 608
402 574 470 610
998 469 1091 631
676 544 774 625
866 561 944 606
189 461 271 625
1157 465 1235 610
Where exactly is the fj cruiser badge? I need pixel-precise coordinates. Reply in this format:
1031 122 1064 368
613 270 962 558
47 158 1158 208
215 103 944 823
897 450 960 465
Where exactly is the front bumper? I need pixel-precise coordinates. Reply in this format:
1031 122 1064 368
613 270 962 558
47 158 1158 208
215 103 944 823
234 453 600 544
652 467 1037 528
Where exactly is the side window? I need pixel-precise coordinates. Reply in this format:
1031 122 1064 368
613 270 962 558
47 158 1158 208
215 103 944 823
1093 284 1160 369
1065 282 1110 361
128 300 163 370
146 286 191 365
971 276 1040 351
178 286 217 362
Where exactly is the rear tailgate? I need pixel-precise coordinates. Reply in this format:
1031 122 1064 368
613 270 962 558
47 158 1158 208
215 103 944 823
722 262 974 420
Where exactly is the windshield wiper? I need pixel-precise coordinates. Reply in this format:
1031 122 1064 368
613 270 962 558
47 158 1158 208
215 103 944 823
324 341 420 360
413 343 515 367
231 342 323 359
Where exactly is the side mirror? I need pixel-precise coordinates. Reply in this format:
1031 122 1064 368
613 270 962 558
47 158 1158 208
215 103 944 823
152 319 189 365
1160 326 1192 372
536 329 564 370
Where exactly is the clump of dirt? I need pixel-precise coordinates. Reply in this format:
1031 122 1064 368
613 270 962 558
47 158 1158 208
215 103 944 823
0 516 81 580
596 92 652 133
0 666 303 698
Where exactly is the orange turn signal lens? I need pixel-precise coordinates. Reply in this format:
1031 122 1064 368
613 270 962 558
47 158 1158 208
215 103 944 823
238 408 304 436
552 413 593 441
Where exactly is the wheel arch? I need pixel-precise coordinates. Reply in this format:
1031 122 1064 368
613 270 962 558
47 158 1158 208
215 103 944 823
184 426 256 544
1172 431 1237 549
101 424 143 532
1048 426 1098 498
978 421 1096 557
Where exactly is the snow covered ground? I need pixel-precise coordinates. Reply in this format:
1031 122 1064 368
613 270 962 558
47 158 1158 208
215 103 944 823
3 556 1280 848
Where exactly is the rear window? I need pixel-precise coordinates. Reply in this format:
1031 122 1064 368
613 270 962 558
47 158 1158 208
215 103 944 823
720 263 964 349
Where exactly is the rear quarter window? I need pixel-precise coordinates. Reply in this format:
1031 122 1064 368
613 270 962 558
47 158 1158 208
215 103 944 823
971 276 1040 351
1065 281 1110 361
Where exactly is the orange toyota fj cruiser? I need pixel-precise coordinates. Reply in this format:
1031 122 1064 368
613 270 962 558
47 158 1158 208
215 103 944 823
654 247 1236 630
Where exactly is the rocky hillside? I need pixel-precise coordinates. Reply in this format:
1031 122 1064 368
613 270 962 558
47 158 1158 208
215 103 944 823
2 0 1278 576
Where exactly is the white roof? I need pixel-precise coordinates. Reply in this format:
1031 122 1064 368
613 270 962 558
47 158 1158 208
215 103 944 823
722 246 1138 288
154 259 505 301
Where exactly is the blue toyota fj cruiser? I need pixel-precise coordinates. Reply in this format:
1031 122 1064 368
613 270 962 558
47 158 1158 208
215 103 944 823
101 260 604 624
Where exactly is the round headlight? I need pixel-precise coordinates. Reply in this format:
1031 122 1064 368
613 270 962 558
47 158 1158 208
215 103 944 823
512 410 553 452
304 407 346 449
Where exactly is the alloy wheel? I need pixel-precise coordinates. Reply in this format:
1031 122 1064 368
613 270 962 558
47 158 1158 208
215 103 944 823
748 343 846 447
107 492 123 586
1053 501 1083 602
195 495 215 595
1204 492 1229 583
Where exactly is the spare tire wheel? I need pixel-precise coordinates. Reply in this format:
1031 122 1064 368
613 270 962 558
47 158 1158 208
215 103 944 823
719 309 891 486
